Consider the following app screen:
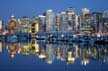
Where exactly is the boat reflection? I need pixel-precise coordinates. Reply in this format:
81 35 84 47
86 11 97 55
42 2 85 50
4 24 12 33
1 39 108 65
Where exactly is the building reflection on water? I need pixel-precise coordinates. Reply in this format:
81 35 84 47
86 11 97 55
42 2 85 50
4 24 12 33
0 39 108 66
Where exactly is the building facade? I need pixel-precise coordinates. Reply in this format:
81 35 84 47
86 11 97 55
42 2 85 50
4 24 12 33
8 15 17 34
30 17 39 34
0 20 3 32
80 14 93 34
66 7 76 31
102 10 108 33
60 12 68 31
38 15 46 32
21 16 30 33
55 14 61 31
46 10 55 32
91 12 103 33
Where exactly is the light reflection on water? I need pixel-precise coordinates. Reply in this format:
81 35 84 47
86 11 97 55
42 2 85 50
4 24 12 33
0 39 108 66
0 39 108 71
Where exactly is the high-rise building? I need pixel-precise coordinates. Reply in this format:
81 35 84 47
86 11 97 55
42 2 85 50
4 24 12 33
8 15 17 34
81 8 90 16
21 16 30 33
60 12 68 31
46 9 55 32
17 19 21 33
38 15 46 32
80 14 93 34
0 20 3 32
75 15 80 33
80 8 94 34
67 7 75 15
102 11 108 33
55 14 61 31
91 12 103 33
102 18 108 33
102 10 108 18
30 17 39 34
66 7 76 31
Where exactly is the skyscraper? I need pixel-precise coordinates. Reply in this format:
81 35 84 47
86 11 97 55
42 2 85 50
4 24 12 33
91 12 102 33
8 15 17 34
66 7 76 31
38 15 46 32
21 16 30 33
81 8 90 16
55 14 61 31
30 17 39 34
80 14 93 34
0 20 3 32
46 10 55 32
102 10 108 33
80 8 93 34
17 19 21 33
102 18 108 33
102 10 108 18
75 15 80 33
60 12 68 31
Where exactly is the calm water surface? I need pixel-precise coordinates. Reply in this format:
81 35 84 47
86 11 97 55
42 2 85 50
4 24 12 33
0 39 108 71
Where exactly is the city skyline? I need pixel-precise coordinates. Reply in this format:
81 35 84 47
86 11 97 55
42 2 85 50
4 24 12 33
0 7 108 36
0 0 108 22
0 0 108 71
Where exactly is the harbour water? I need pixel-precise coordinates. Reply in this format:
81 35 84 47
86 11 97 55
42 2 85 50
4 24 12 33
0 37 108 71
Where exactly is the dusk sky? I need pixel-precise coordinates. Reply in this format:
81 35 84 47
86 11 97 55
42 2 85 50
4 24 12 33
0 0 108 22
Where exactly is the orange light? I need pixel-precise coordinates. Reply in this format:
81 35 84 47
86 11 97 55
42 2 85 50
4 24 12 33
11 54 15 59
